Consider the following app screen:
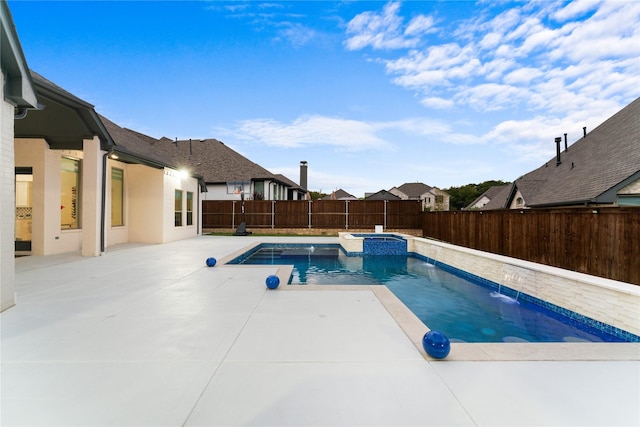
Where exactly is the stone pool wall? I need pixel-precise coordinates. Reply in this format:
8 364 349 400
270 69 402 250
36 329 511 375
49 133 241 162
407 237 640 337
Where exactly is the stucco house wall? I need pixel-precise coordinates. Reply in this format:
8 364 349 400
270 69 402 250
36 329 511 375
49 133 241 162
1 72 16 311
163 168 199 242
127 165 164 244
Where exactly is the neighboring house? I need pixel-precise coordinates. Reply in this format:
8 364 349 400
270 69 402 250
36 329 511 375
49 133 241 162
365 190 401 201
13 72 203 259
144 136 306 201
389 182 450 211
501 98 640 209
321 189 357 200
464 185 511 210
1 1 39 311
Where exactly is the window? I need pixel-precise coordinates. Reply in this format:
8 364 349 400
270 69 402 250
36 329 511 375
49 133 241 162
516 197 524 207
61 157 81 229
226 181 250 195
175 190 183 226
435 195 444 204
186 192 193 226
254 181 264 198
111 168 124 226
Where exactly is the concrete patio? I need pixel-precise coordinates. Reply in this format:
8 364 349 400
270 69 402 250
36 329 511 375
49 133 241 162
2 236 639 426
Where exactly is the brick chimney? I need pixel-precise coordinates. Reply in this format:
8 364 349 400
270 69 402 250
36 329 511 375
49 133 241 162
300 161 308 190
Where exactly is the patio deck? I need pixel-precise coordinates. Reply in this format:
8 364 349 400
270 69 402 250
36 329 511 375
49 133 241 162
2 236 639 426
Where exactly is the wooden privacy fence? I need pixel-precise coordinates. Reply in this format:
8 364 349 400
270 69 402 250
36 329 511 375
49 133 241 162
422 207 640 285
202 200 423 230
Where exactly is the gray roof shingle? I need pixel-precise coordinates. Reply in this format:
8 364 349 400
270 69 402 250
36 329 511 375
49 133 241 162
513 97 640 207
99 116 300 187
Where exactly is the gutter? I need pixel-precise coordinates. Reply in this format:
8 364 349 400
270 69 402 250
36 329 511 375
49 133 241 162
100 149 110 254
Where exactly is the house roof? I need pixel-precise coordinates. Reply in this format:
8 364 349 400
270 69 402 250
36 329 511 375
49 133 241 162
365 190 401 200
99 115 173 168
100 124 301 190
149 137 296 187
465 184 511 210
322 189 357 200
14 71 113 150
274 174 304 191
392 182 433 198
511 97 640 207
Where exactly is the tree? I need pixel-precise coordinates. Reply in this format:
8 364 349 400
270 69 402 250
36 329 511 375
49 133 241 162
309 191 329 200
445 180 510 211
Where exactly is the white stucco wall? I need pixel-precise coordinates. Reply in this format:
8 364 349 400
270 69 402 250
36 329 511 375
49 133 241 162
163 169 199 243
128 165 164 243
81 137 102 256
1 72 16 311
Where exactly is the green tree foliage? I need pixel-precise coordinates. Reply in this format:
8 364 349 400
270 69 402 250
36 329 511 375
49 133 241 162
445 180 510 211
309 191 329 200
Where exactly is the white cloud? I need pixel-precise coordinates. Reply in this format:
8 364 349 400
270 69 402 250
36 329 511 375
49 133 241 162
275 22 317 47
503 67 544 85
218 113 485 156
404 14 436 37
344 2 419 50
553 0 602 22
420 96 454 109
223 115 392 152
349 0 640 116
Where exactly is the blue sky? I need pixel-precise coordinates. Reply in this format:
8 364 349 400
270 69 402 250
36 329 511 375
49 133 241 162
10 0 640 197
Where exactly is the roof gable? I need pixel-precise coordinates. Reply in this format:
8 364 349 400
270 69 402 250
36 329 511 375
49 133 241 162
465 184 510 210
365 190 401 200
393 182 433 198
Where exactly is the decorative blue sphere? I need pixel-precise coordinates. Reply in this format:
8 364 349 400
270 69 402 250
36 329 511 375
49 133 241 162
266 275 280 289
422 330 451 359
206 257 217 267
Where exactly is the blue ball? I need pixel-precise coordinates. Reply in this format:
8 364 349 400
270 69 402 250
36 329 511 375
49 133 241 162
206 257 217 267
422 330 451 359
266 275 280 289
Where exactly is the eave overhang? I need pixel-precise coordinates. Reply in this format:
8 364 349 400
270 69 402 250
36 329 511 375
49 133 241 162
1 2 38 108
14 71 113 150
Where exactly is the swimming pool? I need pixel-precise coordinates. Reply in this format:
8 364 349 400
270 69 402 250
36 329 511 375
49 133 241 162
226 244 638 343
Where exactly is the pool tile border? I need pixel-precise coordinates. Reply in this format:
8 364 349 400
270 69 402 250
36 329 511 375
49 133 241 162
411 252 640 343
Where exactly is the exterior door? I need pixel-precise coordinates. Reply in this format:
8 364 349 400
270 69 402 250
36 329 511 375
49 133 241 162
15 167 32 252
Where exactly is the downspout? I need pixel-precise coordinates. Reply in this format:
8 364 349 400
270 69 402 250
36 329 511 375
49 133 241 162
100 150 110 254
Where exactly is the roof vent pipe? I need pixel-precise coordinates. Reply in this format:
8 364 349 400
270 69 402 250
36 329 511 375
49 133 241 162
564 133 568 151
555 137 562 166
300 161 308 190
583 126 587 138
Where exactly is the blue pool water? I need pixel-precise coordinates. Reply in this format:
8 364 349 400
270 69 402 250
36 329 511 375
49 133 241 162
227 244 636 343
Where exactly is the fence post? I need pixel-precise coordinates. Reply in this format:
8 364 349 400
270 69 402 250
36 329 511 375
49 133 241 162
272 200 276 229
345 200 349 229
232 201 235 229
308 200 312 229
384 200 387 229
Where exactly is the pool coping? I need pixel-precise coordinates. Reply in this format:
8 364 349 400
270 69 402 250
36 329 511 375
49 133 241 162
218 243 640 362
279 283 640 362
